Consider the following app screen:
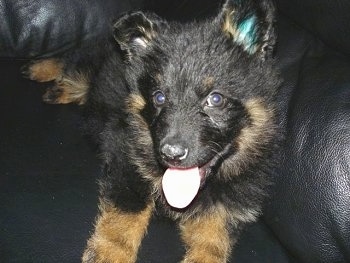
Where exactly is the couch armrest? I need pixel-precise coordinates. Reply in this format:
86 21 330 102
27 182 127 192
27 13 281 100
0 0 143 58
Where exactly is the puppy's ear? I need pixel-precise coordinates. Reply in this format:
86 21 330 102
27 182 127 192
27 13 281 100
220 0 276 60
113 12 163 58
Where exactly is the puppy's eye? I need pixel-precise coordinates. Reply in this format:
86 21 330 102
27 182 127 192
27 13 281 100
153 90 166 106
206 92 225 108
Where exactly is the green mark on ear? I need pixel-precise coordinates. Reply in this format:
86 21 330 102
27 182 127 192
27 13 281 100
236 15 258 54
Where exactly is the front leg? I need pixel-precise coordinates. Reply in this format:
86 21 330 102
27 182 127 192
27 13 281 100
180 207 235 263
82 199 153 263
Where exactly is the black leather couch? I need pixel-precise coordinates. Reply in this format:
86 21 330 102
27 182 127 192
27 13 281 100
1 0 349 262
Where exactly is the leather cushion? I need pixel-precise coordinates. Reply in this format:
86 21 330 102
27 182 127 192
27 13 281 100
277 0 350 56
0 0 144 58
264 16 350 262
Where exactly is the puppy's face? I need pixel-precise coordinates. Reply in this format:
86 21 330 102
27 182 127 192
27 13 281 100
115 1 279 209
137 36 251 178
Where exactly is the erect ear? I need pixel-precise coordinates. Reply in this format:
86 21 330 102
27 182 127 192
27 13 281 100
113 11 164 58
220 0 276 60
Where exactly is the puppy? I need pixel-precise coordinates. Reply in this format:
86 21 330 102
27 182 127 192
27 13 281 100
26 0 281 262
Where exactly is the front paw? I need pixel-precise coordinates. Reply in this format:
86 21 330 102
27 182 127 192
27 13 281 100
82 241 137 263
21 59 63 82
180 256 228 263
81 200 153 263
82 246 97 263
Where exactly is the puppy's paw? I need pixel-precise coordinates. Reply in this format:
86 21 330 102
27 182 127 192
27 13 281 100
82 247 97 263
42 85 65 104
82 242 137 263
22 59 63 82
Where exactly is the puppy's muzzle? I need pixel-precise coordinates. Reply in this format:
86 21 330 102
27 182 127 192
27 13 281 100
160 143 189 163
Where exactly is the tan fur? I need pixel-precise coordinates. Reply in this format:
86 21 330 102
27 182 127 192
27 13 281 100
219 98 276 179
125 93 152 157
221 7 258 54
137 14 157 43
136 26 156 45
82 200 153 263
154 73 162 83
27 59 89 105
125 93 163 197
180 206 233 263
202 76 215 90
27 59 64 82
41 72 89 105
126 93 147 114
222 9 237 39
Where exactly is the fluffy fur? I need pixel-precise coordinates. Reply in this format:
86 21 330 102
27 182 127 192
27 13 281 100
26 0 282 262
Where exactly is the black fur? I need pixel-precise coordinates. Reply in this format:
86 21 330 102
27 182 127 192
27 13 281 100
85 0 280 217
33 0 283 261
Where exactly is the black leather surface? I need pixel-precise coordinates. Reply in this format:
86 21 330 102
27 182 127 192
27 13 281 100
277 0 350 56
2 0 350 57
0 63 99 262
0 0 350 262
0 0 221 59
262 10 350 263
0 0 144 58
265 35 350 262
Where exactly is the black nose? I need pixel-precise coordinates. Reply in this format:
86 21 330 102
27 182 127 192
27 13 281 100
160 143 189 162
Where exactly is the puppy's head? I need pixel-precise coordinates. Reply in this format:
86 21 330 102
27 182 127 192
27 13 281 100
114 0 280 210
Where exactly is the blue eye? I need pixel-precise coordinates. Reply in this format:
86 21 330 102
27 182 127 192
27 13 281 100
207 92 225 108
153 91 166 106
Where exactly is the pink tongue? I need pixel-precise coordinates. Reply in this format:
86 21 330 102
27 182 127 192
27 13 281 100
162 167 201 209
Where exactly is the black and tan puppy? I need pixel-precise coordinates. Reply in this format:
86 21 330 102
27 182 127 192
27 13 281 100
26 0 281 262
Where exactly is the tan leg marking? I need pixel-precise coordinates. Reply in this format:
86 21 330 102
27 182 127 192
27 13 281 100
26 59 64 82
180 207 233 263
220 98 276 178
82 200 153 263
42 73 89 105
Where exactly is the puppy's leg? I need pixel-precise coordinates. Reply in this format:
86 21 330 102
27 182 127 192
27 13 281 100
180 207 234 263
23 58 89 105
82 199 153 263
24 58 64 82
42 71 89 105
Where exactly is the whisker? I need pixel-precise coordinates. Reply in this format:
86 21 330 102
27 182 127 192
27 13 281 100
207 140 224 152
207 141 226 162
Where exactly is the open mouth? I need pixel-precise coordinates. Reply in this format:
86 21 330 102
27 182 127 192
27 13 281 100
161 158 216 210
160 143 233 209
